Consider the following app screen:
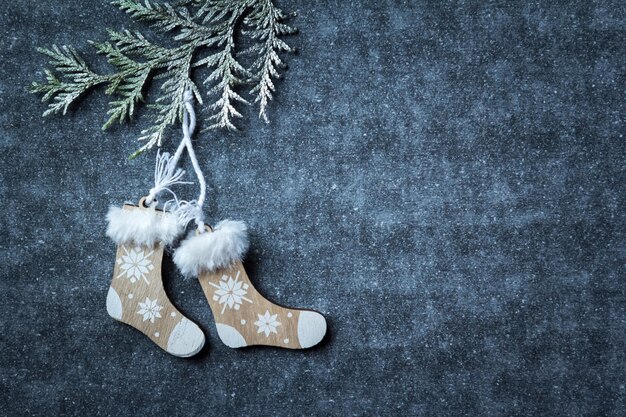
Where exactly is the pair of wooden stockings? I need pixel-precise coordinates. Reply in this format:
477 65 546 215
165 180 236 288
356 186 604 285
105 201 327 357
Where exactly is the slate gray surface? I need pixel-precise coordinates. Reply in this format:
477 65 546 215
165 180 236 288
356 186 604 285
1 0 625 416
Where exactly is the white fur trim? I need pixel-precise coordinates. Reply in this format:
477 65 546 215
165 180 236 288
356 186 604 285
174 220 249 277
106 205 183 246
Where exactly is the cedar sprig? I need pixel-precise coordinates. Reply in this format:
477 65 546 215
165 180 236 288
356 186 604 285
31 0 297 157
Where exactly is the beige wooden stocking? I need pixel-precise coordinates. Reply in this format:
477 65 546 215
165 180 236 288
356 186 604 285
105 201 205 357
174 221 327 349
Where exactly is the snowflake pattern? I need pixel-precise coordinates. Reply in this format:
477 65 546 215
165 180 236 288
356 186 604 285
209 271 253 314
137 297 163 323
117 246 154 284
254 310 281 337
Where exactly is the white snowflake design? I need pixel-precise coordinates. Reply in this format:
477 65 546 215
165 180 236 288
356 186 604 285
137 297 163 323
254 310 281 337
117 246 154 284
209 271 253 314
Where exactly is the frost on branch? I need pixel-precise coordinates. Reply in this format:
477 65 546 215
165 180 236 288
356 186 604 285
31 0 297 157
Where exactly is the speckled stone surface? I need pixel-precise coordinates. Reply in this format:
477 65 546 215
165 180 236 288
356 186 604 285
1 1 625 416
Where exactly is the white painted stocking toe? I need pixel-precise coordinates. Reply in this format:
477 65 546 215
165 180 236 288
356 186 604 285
297 311 327 348
167 318 206 357
215 323 248 348
106 287 123 320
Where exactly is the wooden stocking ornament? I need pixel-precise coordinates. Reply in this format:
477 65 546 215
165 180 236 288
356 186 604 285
174 221 327 349
105 200 205 357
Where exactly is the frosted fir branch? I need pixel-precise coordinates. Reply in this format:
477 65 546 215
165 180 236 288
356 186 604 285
113 0 216 46
104 67 152 129
195 0 250 24
32 0 298 157
244 0 296 123
199 26 250 130
192 0 251 130
90 40 155 128
134 48 202 156
30 45 110 116
113 0 194 33
91 34 197 131
105 29 172 59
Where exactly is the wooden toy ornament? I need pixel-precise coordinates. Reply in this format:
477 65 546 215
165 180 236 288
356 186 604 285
105 199 205 357
175 223 327 349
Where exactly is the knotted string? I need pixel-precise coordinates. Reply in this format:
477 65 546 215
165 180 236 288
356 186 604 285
145 149 192 205
145 88 207 232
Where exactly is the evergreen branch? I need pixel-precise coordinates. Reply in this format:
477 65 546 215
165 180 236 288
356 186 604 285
113 0 193 32
104 66 152 129
198 4 250 130
244 0 296 122
105 29 172 59
174 0 203 6
135 47 201 155
31 0 299 155
30 45 109 116
195 0 250 24
113 0 216 46
90 32 190 130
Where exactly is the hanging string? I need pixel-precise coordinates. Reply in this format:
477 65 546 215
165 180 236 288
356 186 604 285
179 88 207 232
144 88 207 232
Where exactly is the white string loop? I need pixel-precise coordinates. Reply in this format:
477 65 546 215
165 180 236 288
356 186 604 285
180 88 207 232
144 88 207 232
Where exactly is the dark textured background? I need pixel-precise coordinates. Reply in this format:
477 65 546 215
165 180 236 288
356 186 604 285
1 0 625 416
